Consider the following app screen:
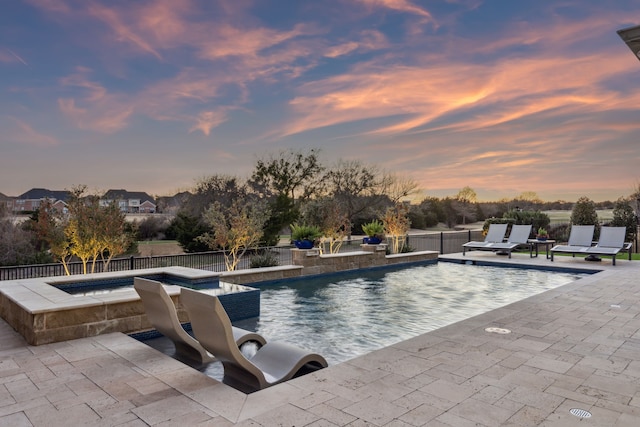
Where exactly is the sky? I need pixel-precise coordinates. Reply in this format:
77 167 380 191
2 0 640 202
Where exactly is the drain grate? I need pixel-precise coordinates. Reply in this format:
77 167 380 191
485 327 511 334
569 408 592 418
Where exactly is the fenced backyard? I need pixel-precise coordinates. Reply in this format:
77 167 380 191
0 230 483 281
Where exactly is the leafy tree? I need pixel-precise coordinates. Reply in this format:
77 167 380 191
171 175 251 252
407 204 426 229
45 214 73 274
631 182 640 218
260 193 298 246
197 199 270 271
570 196 600 238
250 148 324 244
98 202 136 270
455 186 477 225
611 197 637 242
65 186 102 274
166 212 210 253
50 185 136 274
24 200 57 253
418 196 446 226
0 206 40 266
183 175 250 218
250 148 324 203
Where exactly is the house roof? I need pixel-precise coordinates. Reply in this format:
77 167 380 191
18 188 70 201
157 191 191 207
103 189 156 205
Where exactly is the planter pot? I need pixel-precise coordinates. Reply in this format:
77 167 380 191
536 236 548 241
293 239 315 249
363 237 382 245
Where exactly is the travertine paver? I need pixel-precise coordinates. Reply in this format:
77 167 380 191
0 254 640 425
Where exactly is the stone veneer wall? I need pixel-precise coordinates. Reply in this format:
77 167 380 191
0 289 173 346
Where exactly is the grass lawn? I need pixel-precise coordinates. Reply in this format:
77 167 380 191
137 240 184 256
554 251 639 261
544 209 613 224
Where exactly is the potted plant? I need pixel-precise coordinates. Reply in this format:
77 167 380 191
290 223 322 249
361 220 385 244
536 227 549 241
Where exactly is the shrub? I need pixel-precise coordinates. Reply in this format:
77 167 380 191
250 250 279 268
503 209 550 233
135 216 170 240
361 220 384 238
290 223 322 241
611 197 637 242
571 196 600 239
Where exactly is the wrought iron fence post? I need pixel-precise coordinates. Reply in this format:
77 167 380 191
440 232 444 254
130 256 135 271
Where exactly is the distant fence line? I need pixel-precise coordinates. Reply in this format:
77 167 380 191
0 230 481 281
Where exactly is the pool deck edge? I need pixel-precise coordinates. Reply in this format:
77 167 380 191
2 253 640 425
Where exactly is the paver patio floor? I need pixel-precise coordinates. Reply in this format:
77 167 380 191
1 253 639 426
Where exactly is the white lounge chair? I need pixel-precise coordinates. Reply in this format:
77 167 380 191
463 223 531 257
462 223 508 255
134 278 266 364
181 287 328 393
585 227 630 265
484 224 533 258
550 225 595 263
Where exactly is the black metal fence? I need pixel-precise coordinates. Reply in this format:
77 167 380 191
0 247 293 281
0 230 480 281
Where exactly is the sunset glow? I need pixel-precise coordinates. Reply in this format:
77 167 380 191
1 0 639 201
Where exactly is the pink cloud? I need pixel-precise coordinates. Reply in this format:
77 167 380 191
356 0 436 23
7 117 59 147
58 68 133 133
189 110 228 136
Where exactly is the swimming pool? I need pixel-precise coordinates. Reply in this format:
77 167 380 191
141 262 590 378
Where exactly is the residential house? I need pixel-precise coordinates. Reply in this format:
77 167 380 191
101 189 156 213
155 191 190 215
0 192 14 213
13 188 69 213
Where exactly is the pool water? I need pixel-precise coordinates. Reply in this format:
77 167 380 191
142 262 589 379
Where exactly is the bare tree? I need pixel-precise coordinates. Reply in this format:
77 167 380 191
383 203 411 254
381 172 419 203
323 159 390 231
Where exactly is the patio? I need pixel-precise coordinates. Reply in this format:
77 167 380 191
1 253 639 426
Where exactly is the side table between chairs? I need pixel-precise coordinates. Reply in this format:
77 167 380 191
528 239 556 259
